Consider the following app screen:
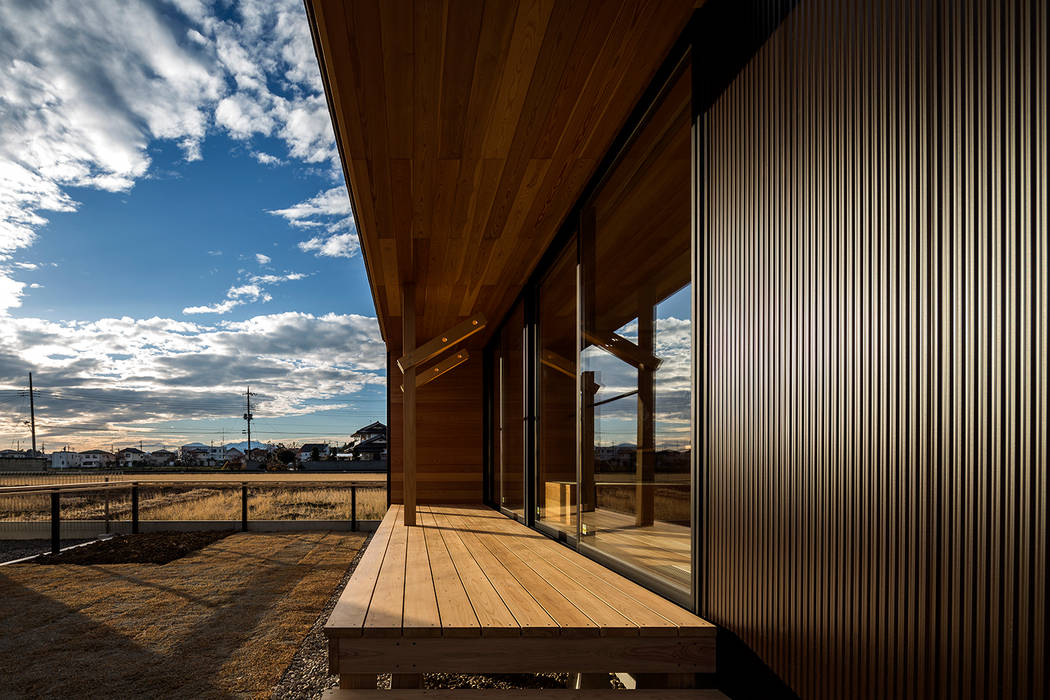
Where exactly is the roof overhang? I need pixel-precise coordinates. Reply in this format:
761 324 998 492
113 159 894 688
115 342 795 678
305 0 694 348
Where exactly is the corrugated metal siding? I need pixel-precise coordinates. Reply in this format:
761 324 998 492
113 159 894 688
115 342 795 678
702 1 1048 698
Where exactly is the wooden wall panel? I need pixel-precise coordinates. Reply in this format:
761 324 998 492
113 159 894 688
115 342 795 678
389 354 484 505
702 1 1048 698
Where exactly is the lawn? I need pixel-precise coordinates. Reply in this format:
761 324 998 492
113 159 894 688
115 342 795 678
0 531 366 699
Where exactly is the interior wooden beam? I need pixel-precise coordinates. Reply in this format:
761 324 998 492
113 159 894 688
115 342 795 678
540 348 575 379
397 313 487 372
583 329 662 371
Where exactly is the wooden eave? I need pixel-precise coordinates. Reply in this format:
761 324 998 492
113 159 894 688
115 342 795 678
304 0 694 350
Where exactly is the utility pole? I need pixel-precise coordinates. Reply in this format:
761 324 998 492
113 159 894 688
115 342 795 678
243 386 255 463
19 373 37 456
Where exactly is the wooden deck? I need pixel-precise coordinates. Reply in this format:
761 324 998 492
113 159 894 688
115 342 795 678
325 505 715 685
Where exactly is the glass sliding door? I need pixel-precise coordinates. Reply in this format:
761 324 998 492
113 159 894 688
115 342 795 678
536 237 578 535
579 59 692 593
497 301 526 516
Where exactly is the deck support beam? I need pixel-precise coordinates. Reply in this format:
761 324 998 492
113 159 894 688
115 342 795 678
402 282 417 527
339 674 376 690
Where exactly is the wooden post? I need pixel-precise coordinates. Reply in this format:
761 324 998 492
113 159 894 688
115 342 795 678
131 484 140 534
402 282 417 527
241 484 248 531
50 490 60 555
636 300 655 527
351 485 358 531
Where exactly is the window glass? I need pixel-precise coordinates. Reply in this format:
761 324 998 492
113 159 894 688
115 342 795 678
498 301 525 515
536 238 577 534
580 61 692 592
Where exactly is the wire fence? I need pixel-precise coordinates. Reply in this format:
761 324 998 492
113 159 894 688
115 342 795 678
0 475 387 550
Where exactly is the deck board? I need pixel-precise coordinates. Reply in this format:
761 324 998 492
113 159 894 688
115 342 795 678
434 508 559 636
326 504 714 640
418 508 481 636
363 505 409 636
454 510 600 636
326 504 401 634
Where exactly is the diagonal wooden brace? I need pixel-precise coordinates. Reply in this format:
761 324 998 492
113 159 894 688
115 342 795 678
397 313 487 372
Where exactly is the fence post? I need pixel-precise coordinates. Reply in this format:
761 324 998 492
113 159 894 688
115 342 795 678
131 483 139 534
241 484 248 531
351 485 357 532
50 490 60 555
104 476 110 534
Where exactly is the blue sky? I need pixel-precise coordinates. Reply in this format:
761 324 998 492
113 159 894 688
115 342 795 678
0 0 386 451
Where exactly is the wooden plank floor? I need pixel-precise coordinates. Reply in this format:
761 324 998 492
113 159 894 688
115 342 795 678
326 504 713 639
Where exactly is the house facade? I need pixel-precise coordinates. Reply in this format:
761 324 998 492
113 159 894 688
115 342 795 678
297 443 331 463
306 0 1048 697
50 450 82 469
114 447 146 468
349 421 386 445
78 449 114 468
145 449 176 467
179 443 225 466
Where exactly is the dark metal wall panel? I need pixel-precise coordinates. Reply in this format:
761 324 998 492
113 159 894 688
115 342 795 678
701 1 1048 698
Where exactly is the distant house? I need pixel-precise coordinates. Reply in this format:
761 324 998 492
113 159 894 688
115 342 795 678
349 421 387 446
50 450 83 469
79 449 114 468
115 447 146 468
179 443 225 466
351 433 387 462
145 449 176 467
298 443 330 463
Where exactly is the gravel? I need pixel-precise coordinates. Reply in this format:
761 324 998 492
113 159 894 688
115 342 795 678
0 538 93 564
272 532 371 700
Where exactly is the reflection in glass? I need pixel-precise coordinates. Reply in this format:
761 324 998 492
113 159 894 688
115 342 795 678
498 301 525 515
580 59 692 592
536 238 577 534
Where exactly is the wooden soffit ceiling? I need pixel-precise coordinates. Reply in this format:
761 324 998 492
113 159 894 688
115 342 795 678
306 0 694 347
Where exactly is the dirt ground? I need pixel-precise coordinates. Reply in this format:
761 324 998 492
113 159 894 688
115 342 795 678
33 531 231 565
0 530 366 699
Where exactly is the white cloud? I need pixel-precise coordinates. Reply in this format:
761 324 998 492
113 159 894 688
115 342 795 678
268 186 360 258
182 271 307 315
268 186 351 223
298 232 359 259
0 311 385 448
0 0 339 266
183 299 240 315
29 283 43 289
252 152 283 166
0 275 26 312
255 253 271 265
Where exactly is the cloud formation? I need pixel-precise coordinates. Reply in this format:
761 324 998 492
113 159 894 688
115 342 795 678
0 0 343 305
183 272 306 315
0 311 385 449
268 186 359 258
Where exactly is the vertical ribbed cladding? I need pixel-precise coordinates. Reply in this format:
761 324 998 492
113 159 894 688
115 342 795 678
700 0 1048 698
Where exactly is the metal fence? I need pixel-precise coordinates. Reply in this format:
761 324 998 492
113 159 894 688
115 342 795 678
0 476 386 553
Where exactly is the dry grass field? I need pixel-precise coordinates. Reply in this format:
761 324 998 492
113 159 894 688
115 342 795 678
0 531 366 699
0 472 388 523
0 485 387 523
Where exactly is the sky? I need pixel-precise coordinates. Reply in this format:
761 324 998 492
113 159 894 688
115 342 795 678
0 0 386 452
